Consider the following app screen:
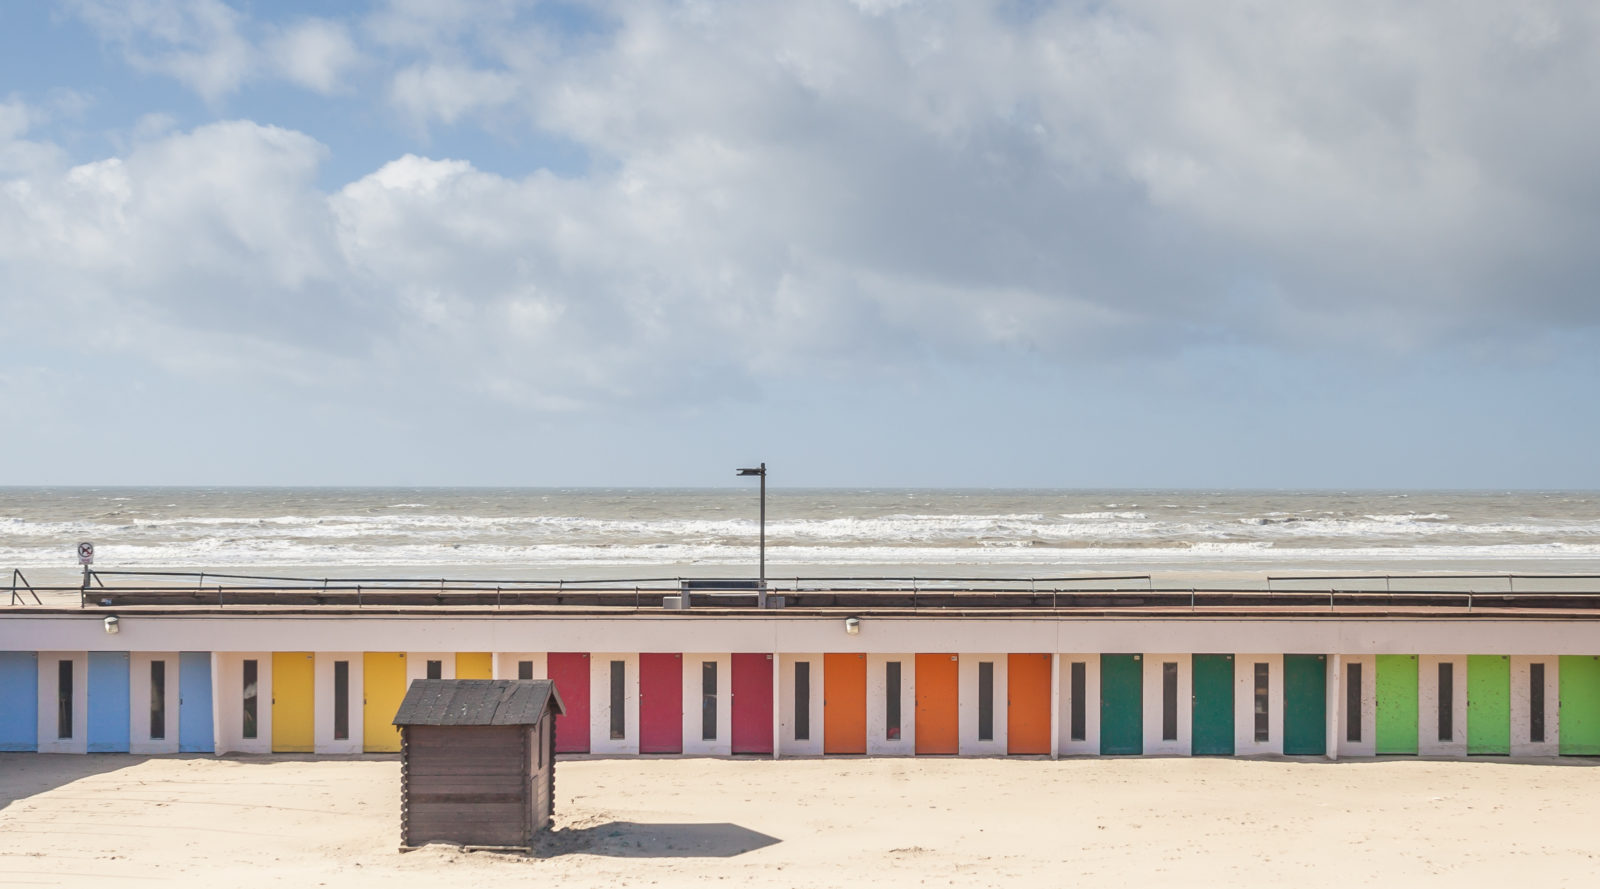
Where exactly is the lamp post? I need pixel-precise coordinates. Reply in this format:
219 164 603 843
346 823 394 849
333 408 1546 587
736 463 766 584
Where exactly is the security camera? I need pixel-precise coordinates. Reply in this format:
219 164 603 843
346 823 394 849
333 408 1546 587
103 615 119 635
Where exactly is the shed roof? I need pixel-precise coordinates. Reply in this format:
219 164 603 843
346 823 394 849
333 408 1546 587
392 679 565 727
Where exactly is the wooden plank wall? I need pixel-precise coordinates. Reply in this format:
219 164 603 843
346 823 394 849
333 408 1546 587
403 724 533 848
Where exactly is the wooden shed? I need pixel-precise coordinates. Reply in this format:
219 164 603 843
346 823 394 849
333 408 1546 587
392 678 564 850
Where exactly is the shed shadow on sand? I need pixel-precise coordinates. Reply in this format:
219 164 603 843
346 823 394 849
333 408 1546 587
532 821 780 859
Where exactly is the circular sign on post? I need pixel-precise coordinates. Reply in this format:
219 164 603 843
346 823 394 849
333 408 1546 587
77 541 95 565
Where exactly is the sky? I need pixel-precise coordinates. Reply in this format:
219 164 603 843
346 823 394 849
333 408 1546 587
0 0 1597 489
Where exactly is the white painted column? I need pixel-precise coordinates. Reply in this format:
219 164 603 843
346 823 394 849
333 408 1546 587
1049 653 1060 761
1418 655 1467 756
1056 654 1099 756
128 652 179 754
1232 653 1283 756
313 652 363 754
778 654 823 756
958 654 1007 755
590 653 640 755
866 654 916 755
406 652 455 684
495 652 547 682
1326 654 1341 760
215 652 272 755
771 649 781 760
209 652 223 757
36 651 87 754
1510 655 1560 756
1143 653 1191 755
1339 654 1377 757
681 653 732 755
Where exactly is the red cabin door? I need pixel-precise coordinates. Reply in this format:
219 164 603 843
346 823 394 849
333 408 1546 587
731 653 774 754
548 652 590 753
639 653 683 753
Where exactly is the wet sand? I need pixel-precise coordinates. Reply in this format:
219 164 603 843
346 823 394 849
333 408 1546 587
1 753 1597 887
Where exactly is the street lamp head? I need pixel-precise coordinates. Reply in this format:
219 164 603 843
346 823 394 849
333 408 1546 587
736 467 765 477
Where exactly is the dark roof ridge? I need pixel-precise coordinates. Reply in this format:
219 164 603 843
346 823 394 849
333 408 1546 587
393 678 566 726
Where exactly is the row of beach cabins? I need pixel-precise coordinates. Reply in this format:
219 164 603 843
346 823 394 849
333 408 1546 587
1 646 1591 758
4 571 1600 760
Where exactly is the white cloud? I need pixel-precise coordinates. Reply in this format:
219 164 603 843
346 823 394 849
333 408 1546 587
0 98 67 175
66 0 256 102
388 63 519 126
65 1 370 100
10 0 1600 420
268 19 364 94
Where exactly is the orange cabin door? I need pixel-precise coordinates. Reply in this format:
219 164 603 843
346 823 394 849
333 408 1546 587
1007 653 1052 754
915 653 959 754
823 653 866 754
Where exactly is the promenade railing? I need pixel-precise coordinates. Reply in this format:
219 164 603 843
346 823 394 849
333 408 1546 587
0 568 1595 613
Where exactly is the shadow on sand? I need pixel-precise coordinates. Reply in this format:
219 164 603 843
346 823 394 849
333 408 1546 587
532 820 780 859
0 753 161 811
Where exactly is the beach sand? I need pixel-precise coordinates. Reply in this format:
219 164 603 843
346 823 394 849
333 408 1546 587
2 753 1597 887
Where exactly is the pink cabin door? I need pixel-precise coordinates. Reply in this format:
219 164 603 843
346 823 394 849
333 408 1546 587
548 652 590 753
731 652 774 754
639 653 683 754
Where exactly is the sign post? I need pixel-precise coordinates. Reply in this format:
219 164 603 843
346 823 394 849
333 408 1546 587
77 542 94 592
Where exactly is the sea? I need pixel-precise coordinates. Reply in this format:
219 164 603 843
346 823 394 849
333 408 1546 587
4 488 1600 592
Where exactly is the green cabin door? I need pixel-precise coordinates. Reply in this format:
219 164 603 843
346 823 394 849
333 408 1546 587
1282 654 1326 755
1100 654 1142 755
1466 655 1510 755
1375 654 1419 755
1559 655 1600 755
1191 654 1234 755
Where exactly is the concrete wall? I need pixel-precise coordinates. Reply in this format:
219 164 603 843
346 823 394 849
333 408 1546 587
495 652 547 682
313 652 363 754
128 652 179 755
1234 653 1283 756
1143 653 1192 755
681 652 731 755
778 654 824 756
1511 655 1560 756
958 653 1007 755
13 613 1600 657
406 652 455 684
1418 655 1468 756
591 652 640 755
36 651 86 754
214 652 272 754
1337 654 1377 757
866 653 916 756
1056 653 1100 756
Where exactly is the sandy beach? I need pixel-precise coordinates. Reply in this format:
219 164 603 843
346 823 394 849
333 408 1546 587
2 753 1597 888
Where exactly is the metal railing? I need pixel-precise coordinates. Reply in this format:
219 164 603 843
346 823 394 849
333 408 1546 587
8 569 42 606
0 568 1577 613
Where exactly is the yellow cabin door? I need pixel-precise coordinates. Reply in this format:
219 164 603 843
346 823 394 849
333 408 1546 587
271 652 315 753
363 652 407 752
455 652 493 679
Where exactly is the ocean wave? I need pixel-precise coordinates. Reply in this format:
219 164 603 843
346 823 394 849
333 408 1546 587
6 540 1600 573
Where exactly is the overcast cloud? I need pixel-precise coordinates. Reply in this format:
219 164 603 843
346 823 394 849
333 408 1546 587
0 0 1596 486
